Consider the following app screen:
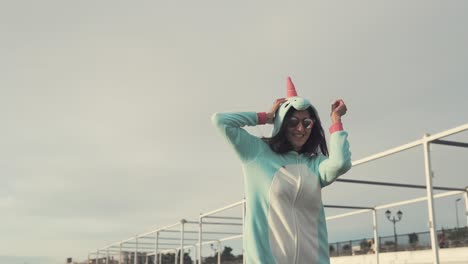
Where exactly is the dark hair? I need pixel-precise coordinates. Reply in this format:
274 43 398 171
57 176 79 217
262 107 329 156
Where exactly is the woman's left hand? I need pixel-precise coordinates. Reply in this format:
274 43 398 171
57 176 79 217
331 99 347 122
267 98 287 124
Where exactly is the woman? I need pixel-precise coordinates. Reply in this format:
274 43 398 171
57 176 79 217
212 77 351 264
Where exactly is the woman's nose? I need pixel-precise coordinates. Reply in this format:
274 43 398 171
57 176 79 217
296 122 305 131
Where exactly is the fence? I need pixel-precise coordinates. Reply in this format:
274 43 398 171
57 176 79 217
329 227 468 257
86 124 468 264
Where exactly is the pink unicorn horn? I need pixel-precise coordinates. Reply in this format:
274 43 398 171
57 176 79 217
286 76 298 97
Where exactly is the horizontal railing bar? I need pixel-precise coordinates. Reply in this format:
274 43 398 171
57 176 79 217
352 123 468 167
204 216 243 220
202 221 243 226
336 178 465 191
200 200 245 218
432 139 468 148
325 205 374 210
160 230 241 235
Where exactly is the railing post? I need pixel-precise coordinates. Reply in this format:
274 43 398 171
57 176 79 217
198 215 203 264
372 209 380 264
193 245 197 264
119 243 123 264
180 219 186 264
464 187 468 227
423 134 440 264
135 236 138 264
217 241 221 264
155 232 159 264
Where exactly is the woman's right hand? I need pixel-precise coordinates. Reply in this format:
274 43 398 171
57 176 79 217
330 99 347 123
267 98 287 124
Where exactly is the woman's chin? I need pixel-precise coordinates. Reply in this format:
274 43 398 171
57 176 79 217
291 143 305 151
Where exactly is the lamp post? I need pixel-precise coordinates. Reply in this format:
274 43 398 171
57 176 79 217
455 198 461 229
385 209 403 252
210 243 217 257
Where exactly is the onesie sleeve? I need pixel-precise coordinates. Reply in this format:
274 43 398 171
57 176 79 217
315 128 352 187
211 112 265 163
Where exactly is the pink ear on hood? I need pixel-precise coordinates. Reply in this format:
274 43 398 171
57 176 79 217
286 76 298 97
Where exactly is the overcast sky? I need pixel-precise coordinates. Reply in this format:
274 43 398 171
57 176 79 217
1 1 468 263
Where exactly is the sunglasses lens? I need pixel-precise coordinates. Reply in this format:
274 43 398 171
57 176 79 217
287 118 314 128
287 118 299 127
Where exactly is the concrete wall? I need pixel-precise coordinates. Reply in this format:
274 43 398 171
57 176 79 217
330 247 468 264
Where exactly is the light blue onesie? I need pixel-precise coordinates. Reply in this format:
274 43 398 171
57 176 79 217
212 109 351 264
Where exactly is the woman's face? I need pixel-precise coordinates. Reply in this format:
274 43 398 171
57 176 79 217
285 110 314 152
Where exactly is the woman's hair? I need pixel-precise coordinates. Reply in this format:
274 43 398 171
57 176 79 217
262 107 329 156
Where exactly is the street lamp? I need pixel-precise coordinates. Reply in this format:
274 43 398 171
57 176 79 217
385 209 403 251
455 198 461 229
210 243 217 256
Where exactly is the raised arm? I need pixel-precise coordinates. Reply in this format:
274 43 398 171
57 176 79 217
316 99 352 187
211 112 266 163
211 99 286 163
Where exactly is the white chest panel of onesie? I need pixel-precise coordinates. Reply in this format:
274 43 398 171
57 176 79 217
267 163 322 264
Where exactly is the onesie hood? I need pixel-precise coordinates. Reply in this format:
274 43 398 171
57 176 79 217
271 77 315 137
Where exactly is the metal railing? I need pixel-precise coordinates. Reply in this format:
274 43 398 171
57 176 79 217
86 124 468 264
329 227 468 257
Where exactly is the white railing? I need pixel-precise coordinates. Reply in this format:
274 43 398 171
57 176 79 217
88 123 468 264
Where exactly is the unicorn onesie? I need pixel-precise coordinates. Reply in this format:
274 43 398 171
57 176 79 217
212 77 352 264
